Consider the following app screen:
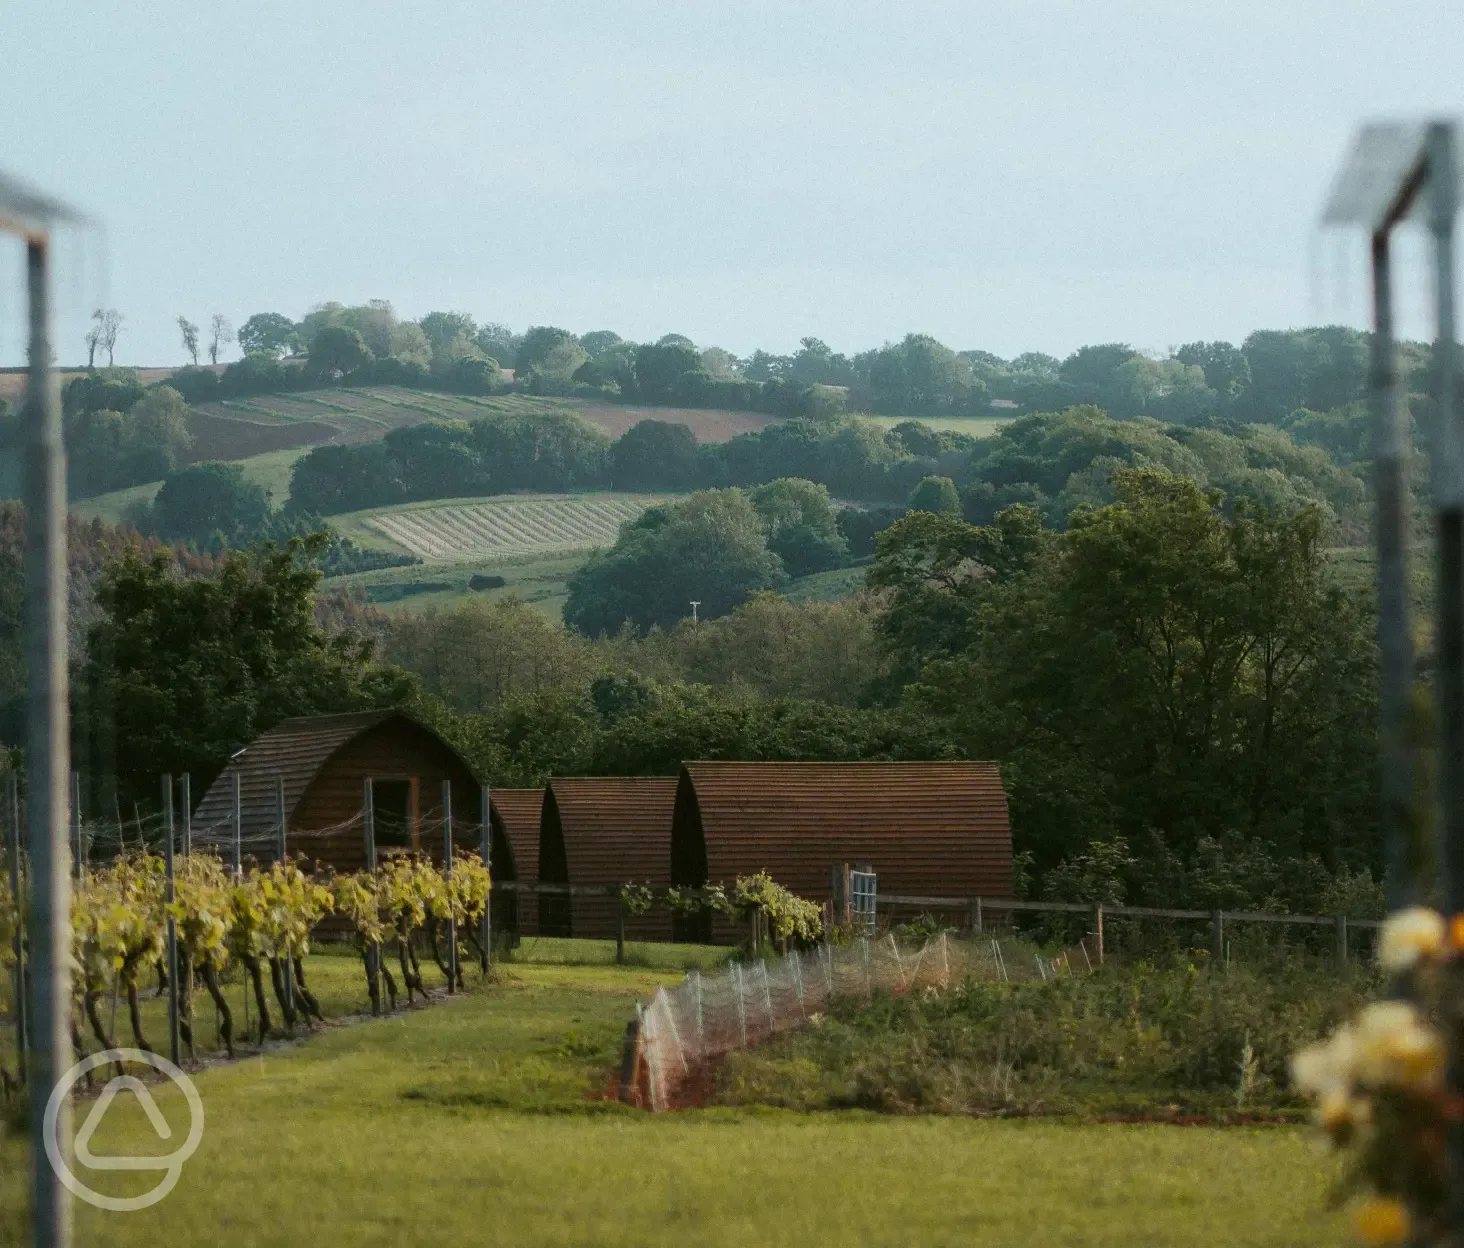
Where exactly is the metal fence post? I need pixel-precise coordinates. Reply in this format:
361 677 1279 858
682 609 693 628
20 220 76 1248
363 777 375 872
69 771 81 882
6 772 25 1079
442 780 456 993
615 888 626 965
181 773 191 858
274 774 293 1019
274 773 287 864
163 775 180 1067
231 770 242 879
734 961 747 1045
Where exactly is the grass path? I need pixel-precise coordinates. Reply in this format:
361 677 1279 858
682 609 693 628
0 946 1345 1247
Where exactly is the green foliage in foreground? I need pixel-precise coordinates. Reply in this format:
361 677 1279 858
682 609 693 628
0 957 1346 1248
719 956 1380 1119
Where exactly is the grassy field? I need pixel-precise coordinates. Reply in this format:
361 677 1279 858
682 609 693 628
331 492 673 562
328 548 871 619
0 943 1347 1248
70 447 314 526
326 549 592 617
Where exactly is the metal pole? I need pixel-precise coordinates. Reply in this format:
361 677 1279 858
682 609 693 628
163 775 180 1067
23 232 72 1248
442 780 456 994
1371 227 1416 909
181 773 191 858
6 773 26 1080
231 770 242 879
479 783 491 972
1432 120 1464 906
275 774 287 864
274 773 294 1019
69 772 80 882
363 777 375 872
1425 121 1464 1245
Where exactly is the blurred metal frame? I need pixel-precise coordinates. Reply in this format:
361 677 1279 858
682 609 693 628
0 169 88 1248
1324 117 1460 1234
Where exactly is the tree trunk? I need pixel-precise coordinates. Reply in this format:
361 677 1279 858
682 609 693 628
244 954 272 1041
201 963 234 1058
293 956 323 1023
406 933 429 998
362 943 381 1016
268 956 298 1031
125 976 151 1052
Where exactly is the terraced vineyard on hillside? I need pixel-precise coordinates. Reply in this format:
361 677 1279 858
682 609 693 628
355 493 670 561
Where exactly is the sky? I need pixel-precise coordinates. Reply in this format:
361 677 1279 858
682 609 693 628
0 0 1460 368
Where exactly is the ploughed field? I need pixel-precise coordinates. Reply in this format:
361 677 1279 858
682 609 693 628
0 940 1346 1248
184 388 774 461
336 492 672 561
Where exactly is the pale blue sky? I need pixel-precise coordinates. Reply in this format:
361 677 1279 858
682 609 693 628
1 0 1460 367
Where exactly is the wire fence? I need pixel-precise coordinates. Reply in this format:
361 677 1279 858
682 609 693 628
630 930 1095 1110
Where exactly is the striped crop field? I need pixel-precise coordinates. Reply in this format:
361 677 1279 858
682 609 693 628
354 493 671 561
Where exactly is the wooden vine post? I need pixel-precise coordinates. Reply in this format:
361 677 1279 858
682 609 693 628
479 783 491 973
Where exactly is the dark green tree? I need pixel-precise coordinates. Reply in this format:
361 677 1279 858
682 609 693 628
610 419 702 491
237 312 302 358
906 475 961 515
564 489 785 635
150 462 271 545
906 469 1377 878
306 325 372 380
749 477 848 577
78 535 415 805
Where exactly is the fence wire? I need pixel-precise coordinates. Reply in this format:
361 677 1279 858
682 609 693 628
635 931 1095 1110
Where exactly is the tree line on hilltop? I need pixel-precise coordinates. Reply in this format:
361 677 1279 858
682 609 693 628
0 463 1381 921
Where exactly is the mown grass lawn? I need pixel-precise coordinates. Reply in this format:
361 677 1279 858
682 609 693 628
0 943 1347 1247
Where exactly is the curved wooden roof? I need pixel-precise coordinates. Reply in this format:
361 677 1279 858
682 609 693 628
194 710 395 835
542 776 679 939
676 760 1011 900
489 789 544 883
191 710 477 850
544 777 679 886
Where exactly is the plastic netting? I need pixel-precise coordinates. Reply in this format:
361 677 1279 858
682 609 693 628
635 931 1096 1109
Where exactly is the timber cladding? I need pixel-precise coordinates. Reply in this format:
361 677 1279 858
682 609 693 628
192 710 482 875
489 788 544 934
671 761 1012 922
538 777 679 940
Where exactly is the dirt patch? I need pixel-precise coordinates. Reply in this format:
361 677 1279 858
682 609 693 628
183 411 341 462
575 404 775 443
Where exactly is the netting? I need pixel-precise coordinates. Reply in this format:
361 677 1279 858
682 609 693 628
635 931 1096 1110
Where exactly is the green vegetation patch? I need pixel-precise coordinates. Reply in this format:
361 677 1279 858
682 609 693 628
0 953 1346 1248
716 956 1377 1120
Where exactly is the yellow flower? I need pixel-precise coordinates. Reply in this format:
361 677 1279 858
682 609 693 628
1293 1026 1358 1097
1380 906 1445 971
1354 1001 1443 1091
1354 1197 1410 1245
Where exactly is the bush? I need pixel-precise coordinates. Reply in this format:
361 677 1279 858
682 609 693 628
718 953 1379 1117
